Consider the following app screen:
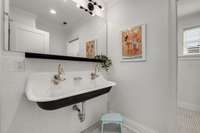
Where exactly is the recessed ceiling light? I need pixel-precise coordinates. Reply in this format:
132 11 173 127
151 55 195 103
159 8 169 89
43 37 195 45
50 9 56 14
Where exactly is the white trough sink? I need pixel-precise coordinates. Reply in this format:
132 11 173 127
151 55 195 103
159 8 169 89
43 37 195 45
25 71 116 110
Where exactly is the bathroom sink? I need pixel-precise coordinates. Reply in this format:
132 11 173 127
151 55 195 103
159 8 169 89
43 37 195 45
25 71 116 110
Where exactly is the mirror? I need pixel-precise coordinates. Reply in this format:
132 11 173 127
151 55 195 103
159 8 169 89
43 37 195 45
3 0 107 59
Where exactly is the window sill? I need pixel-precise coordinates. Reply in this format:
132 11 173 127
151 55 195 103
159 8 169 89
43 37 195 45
178 54 200 61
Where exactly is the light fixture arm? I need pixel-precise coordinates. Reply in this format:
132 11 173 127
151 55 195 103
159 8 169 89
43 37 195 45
75 0 104 16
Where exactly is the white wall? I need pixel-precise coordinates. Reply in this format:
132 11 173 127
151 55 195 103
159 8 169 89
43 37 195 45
0 0 3 132
0 1 108 133
0 0 177 133
178 58 200 111
107 0 176 133
178 13 200 111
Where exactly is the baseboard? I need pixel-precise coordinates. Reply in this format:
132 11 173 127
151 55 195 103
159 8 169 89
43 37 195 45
123 117 159 133
178 102 200 112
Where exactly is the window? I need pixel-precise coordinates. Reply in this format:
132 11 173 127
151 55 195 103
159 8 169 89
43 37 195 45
183 26 200 55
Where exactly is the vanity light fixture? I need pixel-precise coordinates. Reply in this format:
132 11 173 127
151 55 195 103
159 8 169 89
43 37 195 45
88 0 104 11
77 5 94 16
76 0 104 16
50 9 56 14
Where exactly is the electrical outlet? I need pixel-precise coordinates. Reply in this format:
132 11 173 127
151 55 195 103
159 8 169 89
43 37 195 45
16 60 25 72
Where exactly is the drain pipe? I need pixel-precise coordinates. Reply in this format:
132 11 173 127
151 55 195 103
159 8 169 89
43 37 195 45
72 102 86 122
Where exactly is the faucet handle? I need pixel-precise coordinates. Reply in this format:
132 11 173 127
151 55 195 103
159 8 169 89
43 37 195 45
58 64 65 74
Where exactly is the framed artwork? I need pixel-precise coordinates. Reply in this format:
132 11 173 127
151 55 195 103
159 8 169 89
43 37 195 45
121 24 146 61
85 40 97 58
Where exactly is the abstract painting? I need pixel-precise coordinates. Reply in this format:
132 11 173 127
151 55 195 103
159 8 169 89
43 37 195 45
121 24 146 61
85 40 96 58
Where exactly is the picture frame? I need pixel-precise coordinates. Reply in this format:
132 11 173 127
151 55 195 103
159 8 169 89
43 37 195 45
121 24 146 62
85 39 97 58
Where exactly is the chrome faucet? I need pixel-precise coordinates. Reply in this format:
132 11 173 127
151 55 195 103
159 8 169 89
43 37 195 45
53 64 66 85
91 64 99 80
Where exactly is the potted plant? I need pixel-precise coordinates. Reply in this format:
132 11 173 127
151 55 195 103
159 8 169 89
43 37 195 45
91 55 112 80
95 55 112 72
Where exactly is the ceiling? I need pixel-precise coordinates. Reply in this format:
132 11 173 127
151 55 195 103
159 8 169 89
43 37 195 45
10 0 105 27
178 0 200 17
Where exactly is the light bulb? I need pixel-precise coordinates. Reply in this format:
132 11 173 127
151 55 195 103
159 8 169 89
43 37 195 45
50 9 56 14
76 4 80 8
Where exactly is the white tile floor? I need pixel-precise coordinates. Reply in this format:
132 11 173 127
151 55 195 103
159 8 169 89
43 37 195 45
88 127 134 133
83 108 200 133
177 108 200 133
82 123 136 133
